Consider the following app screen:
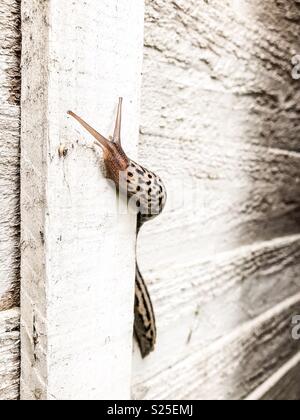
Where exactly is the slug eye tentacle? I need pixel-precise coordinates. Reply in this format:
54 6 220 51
68 97 123 149
67 110 111 150
113 97 123 145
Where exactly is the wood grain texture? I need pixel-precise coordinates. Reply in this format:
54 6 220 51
0 0 20 311
133 295 300 400
138 0 300 271
0 0 20 401
132 236 300 398
246 352 300 400
1 0 299 400
141 0 300 151
0 309 20 400
21 0 144 400
133 0 300 400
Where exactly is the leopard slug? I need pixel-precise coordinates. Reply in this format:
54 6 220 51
68 98 167 358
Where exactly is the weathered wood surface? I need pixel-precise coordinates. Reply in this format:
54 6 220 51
0 0 20 311
0 309 20 400
246 352 300 400
0 0 21 401
1 0 300 401
132 237 300 398
21 0 144 400
132 0 300 400
141 0 300 151
133 295 300 400
137 234 300 349
138 0 300 271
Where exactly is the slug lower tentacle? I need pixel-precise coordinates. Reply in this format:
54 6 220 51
68 98 167 358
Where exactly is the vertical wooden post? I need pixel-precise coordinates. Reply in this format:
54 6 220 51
0 0 21 401
20 0 144 400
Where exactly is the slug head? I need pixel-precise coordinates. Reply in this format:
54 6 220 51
68 98 129 183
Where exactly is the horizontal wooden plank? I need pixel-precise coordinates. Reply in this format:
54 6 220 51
0 308 20 400
142 0 300 152
146 235 300 329
144 0 300 81
132 0 300 401
139 134 300 184
0 0 21 311
132 238 300 399
134 235 300 382
132 294 300 400
138 151 300 270
140 63 300 153
246 352 300 401
139 0 300 267
138 0 300 269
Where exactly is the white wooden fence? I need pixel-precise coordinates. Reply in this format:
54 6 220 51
0 0 300 400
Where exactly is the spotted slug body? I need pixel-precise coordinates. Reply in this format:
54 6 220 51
126 161 167 225
126 161 166 357
68 98 167 358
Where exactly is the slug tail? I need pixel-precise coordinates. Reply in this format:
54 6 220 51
134 262 156 358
